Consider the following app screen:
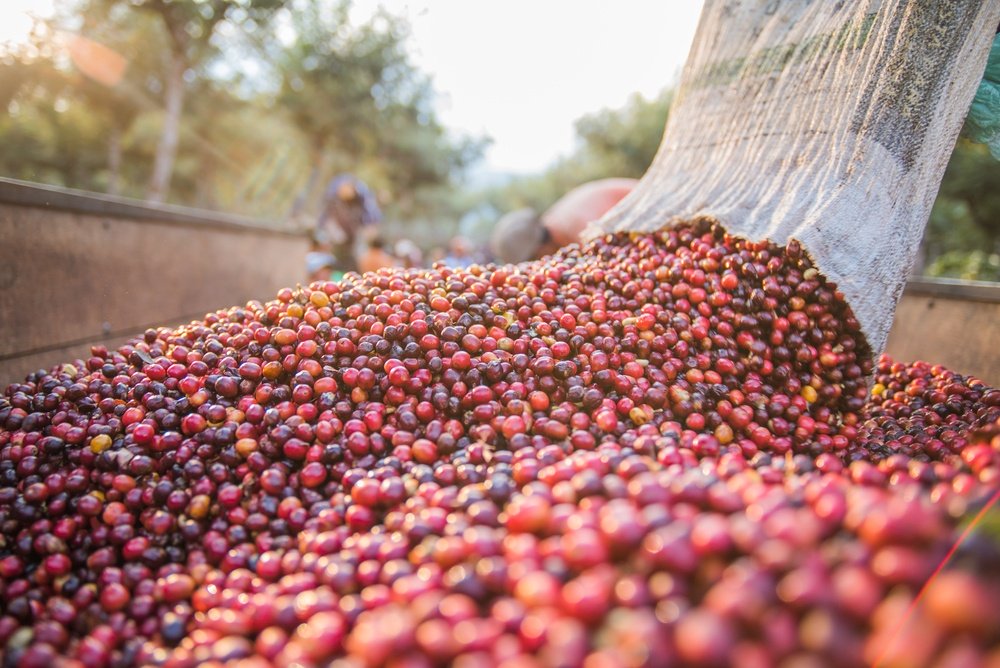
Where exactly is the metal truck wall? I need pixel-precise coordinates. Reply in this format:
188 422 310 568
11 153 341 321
885 279 1000 387
0 180 308 386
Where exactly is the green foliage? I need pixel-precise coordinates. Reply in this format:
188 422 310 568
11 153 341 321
573 89 674 179
273 1 486 221
961 34 1000 159
277 1 403 156
0 36 109 189
0 0 482 224
924 140 1000 280
115 0 288 64
926 250 1000 282
932 140 1000 243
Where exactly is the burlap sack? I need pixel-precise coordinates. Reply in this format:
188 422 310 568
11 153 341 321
590 0 1000 357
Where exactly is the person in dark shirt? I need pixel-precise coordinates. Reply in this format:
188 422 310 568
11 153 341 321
316 175 383 273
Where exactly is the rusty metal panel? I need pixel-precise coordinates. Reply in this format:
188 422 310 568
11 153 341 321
884 280 1000 387
0 186 309 386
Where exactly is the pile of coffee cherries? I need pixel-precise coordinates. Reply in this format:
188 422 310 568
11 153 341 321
1 221 998 667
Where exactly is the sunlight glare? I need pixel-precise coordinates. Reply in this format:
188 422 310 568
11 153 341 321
66 34 127 86
0 0 55 49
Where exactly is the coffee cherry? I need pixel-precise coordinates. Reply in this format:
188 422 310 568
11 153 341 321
0 223 997 666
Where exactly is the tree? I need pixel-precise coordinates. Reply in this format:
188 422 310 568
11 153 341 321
69 2 165 195
105 0 286 202
931 140 1000 248
273 0 485 219
0 0 483 224
0 24 112 189
922 139 1000 280
573 89 674 179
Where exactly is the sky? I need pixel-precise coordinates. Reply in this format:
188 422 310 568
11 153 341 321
1 1 705 176
0 0 55 46
352 1 705 175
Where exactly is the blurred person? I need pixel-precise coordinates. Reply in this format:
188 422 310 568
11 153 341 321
427 246 448 265
305 234 339 283
395 239 424 268
358 234 402 274
442 236 475 269
491 178 637 264
316 174 383 273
